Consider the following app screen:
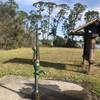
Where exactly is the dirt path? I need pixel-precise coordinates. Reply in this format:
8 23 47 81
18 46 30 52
0 75 87 100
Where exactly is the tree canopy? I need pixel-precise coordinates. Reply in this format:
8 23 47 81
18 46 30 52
84 10 99 23
0 0 100 49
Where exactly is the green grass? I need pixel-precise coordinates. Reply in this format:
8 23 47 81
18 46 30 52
0 47 100 97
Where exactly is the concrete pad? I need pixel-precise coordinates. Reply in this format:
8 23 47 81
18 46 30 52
0 75 87 100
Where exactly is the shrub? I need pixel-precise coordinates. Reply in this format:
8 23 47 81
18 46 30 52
41 39 53 47
53 36 66 47
66 38 77 48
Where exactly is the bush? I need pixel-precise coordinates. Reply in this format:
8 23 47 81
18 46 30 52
53 36 66 47
41 39 53 47
66 38 77 48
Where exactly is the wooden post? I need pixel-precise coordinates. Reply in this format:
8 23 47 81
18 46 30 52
83 28 97 73
83 35 88 65
88 34 96 73
82 32 90 66
82 36 85 65
89 36 96 63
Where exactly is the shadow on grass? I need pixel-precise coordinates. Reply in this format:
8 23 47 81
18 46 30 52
65 63 87 74
3 58 33 65
65 63 81 67
3 58 66 70
0 82 86 100
3 58 87 73
95 63 100 67
41 62 87 74
40 61 66 70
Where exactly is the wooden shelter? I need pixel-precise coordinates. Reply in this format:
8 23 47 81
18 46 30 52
71 19 100 73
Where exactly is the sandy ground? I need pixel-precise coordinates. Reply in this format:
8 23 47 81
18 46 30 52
0 75 87 100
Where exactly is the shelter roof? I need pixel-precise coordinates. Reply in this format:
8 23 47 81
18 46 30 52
72 19 100 34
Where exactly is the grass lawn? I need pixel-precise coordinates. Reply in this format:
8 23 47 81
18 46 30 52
0 47 100 97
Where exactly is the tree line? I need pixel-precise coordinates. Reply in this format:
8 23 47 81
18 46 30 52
0 0 100 49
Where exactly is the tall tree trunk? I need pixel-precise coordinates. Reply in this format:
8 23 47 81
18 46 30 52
47 15 50 40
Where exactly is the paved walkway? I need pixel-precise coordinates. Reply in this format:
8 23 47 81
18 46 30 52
0 75 87 100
